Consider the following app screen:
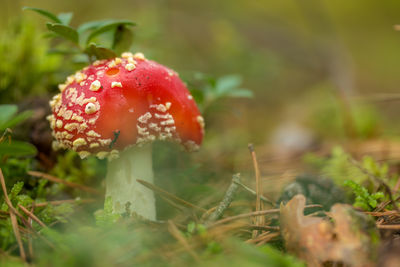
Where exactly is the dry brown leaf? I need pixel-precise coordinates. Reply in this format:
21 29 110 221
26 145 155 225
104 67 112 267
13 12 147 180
280 194 379 267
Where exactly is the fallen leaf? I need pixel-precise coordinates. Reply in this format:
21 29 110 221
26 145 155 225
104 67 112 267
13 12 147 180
280 194 379 267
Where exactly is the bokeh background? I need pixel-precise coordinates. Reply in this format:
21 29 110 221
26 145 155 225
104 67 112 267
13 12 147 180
3 0 400 207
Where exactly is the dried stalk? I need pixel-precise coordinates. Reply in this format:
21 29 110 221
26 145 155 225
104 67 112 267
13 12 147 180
248 144 264 237
205 174 240 223
0 168 26 261
208 204 321 228
377 224 400 230
137 179 206 212
234 179 273 205
28 206 34 260
167 220 199 262
32 198 96 207
28 171 101 195
18 204 47 228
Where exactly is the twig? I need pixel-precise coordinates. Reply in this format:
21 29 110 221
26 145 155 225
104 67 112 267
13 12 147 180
0 173 29 227
18 204 47 228
394 176 400 192
365 210 400 217
167 220 200 262
10 213 26 260
357 93 400 103
205 174 241 223
27 171 101 195
255 232 280 246
1 170 56 250
0 169 26 261
201 200 253 220
209 209 279 228
246 231 280 245
234 179 274 205
348 157 399 211
32 198 96 207
375 194 400 212
28 206 34 260
375 199 392 212
245 231 273 243
136 179 206 212
208 204 321 228
248 144 264 237
377 224 400 230
160 195 185 212
246 224 280 231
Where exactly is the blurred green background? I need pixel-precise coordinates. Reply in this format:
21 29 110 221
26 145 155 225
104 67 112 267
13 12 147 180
3 0 400 144
2 0 400 182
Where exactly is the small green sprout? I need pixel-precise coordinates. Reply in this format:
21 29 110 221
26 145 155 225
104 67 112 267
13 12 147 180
343 180 384 211
24 7 136 62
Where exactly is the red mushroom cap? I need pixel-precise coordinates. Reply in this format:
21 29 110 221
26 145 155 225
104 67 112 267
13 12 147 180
48 52 204 159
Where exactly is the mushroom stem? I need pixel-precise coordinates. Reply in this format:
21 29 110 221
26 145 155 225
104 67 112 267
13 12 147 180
105 144 156 220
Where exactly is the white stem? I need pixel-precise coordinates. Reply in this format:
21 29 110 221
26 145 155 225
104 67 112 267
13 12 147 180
105 144 156 220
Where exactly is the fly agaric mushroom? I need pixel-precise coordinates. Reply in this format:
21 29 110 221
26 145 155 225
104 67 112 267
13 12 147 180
47 52 204 220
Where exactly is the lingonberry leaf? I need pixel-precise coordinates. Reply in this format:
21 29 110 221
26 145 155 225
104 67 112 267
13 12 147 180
46 22 79 44
23 7 62 23
57 12 74 25
86 20 136 44
0 105 18 126
84 43 117 60
112 25 133 54
225 89 254 98
0 141 37 157
77 20 114 34
0 110 33 130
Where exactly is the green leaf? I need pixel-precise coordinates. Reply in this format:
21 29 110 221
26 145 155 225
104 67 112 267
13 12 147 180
77 20 114 34
112 26 133 54
46 23 79 44
0 105 18 126
226 89 254 98
213 75 253 98
16 195 34 207
42 32 58 39
215 75 242 95
84 43 117 60
343 180 384 210
86 20 136 44
194 72 216 87
23 7 62 23
95 196 120 227
10 182 24 201
0 110 33 130
57 12 74 25
206 241 223 254
187 221 196 234
0 141 37 157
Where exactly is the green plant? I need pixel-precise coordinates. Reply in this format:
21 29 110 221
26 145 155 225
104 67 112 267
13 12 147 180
188 73 253 112
24 7 136 62
343 180 384 211
0 104 36 158
94 196 121 227
304 147 392 185
303 147 364 184
304 147 391 211
0 18 61 103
